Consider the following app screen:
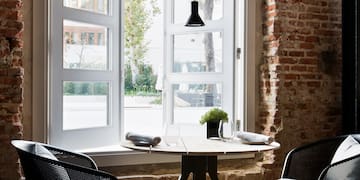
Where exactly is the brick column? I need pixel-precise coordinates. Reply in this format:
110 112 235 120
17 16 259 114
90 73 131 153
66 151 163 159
0 0 24 179
260 0 342 178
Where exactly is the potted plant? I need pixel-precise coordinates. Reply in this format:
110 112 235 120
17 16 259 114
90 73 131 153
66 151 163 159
200 108 228 138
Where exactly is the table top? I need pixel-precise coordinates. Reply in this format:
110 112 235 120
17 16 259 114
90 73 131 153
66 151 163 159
122 136 280 156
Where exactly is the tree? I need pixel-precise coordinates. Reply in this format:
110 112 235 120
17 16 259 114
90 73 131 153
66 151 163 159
200 0 216 104
64 82 75 95
202 0 215 73
124 0 160 94
124 63 134 92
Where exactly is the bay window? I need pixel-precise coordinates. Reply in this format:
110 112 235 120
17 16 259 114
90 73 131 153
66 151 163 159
44 0 246 151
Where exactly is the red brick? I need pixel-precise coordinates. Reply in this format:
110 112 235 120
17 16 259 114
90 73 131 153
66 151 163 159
289 51 305 57
0 29 21 38
291 65 307 71
307 7 321 13
314 30 341 36
306 22 321 28
283 65 290 71
307 81 321 87
283 74 299 80
5 21 23 31
0 0 23 9
300 74 322 80
0 77 23 85
289 20 305 27
306 51 319 57
287 35 305 41
299 43 315 49
279 58 297 64
321 22 342 29
305 36 319 43
283 82 293 87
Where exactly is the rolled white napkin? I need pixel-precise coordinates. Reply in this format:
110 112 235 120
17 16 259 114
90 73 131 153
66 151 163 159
236 131 274 145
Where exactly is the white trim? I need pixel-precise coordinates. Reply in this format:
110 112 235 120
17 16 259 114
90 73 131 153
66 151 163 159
119 0 125 141
243 0 258 132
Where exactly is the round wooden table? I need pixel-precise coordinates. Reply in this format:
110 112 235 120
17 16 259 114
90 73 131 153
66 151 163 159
122 137 280 180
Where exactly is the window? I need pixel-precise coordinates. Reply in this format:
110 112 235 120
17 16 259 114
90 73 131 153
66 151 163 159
50 0 119 149
160 0 235 138
48 0 244 150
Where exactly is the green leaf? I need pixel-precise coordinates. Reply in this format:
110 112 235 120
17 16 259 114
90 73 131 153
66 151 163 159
200 108 229 125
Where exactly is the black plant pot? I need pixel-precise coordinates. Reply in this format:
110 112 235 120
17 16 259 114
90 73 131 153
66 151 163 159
207 121 220 138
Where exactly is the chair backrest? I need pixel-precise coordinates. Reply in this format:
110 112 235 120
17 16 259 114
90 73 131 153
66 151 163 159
319 154 360 180
281 135 348 180
11 140 117 180
318 134 360 180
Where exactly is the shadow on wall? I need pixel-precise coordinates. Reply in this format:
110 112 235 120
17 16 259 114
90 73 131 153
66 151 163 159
319 49 339 77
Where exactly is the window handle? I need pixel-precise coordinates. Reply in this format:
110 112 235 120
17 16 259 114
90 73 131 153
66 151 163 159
236 48 241 59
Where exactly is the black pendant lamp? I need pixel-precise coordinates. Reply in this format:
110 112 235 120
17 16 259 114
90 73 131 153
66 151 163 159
185 1 205 27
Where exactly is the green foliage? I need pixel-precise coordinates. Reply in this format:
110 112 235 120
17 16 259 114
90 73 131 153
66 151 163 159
63 82 108 95
200 108 228 125
134 63 157 92
124 62 134 91
124 0 160 95
124 0 160 64
64 82 75 95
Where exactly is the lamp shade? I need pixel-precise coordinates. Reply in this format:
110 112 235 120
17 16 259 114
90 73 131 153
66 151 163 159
185 1 205 27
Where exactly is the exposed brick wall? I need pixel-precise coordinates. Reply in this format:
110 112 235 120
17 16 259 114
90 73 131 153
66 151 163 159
0 0 24 179
260 0 342 178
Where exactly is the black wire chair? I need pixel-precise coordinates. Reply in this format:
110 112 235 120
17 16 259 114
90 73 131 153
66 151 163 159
280 134 360 180
11 140 117 180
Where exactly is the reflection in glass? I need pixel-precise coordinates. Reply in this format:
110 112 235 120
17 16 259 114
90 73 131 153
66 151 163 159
64 0 108 14
63 81 109 130
174 0 223 24
123 0 164 136
163 124 181 146
63 20 108 70
173 32 222 73
173 83 222 124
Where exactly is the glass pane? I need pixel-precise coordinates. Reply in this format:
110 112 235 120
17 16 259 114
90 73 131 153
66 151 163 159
63 20 108 70
173 32 222 73
63 81 109 130
173 83 222 124
174 0 223 24
123 0 164 136
64 0 108 14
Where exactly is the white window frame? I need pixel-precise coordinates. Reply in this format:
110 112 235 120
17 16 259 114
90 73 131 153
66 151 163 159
32 0 258 166
49 0 120 150
163 0 235 135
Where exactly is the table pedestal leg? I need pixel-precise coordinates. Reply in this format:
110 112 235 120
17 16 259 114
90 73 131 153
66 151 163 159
180 155 218 180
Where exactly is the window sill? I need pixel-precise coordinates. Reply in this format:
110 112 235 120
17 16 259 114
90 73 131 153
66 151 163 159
79 144 256 167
